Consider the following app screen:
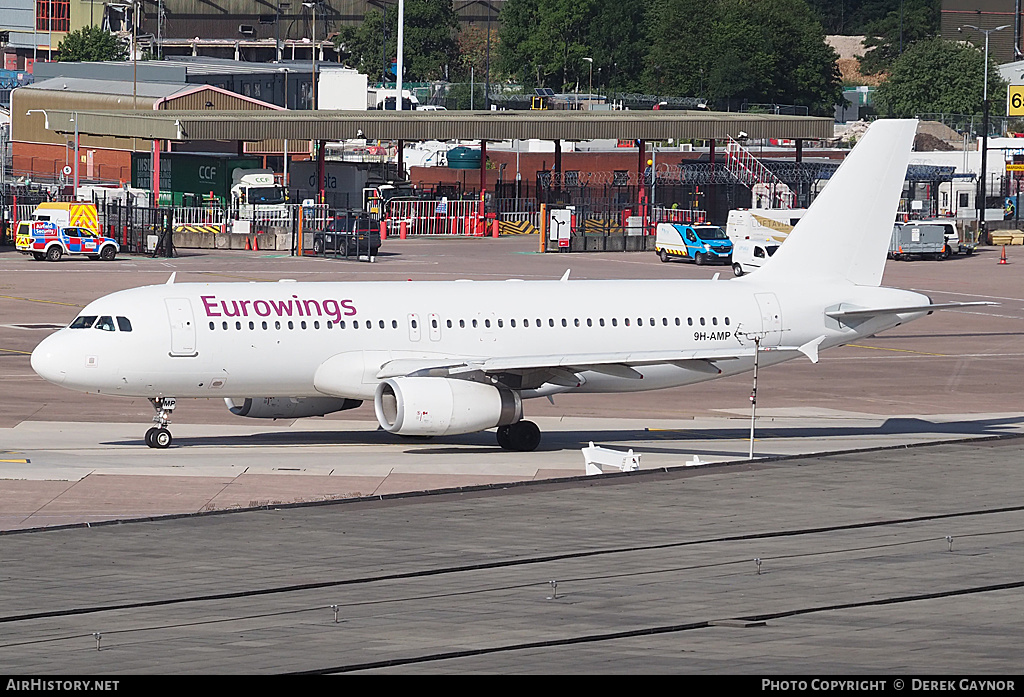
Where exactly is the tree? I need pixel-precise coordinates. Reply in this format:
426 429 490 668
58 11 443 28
874 38 1006 117
335 0 460 82
645 0 842 115
497 0 595 91
56 26 127 62
858 0 941 75
643 0 718 96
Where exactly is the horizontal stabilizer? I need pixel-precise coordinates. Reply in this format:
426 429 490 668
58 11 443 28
826 301 996 320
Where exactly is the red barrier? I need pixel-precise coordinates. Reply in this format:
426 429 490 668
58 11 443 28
399 220 408 240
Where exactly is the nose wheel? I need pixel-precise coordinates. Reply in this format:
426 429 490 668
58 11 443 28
146 397 177 449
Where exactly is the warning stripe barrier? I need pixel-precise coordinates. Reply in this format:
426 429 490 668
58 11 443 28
498 219 538 235
173 224 222 234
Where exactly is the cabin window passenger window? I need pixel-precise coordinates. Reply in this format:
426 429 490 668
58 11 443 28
95 316 115 331
365 320 371 329
262 321 268 330
326 321 333 329
561 319 567 327
599 318 605 327
314 321 320 329
511 319 517 327
236 321 242 330
587 318 593 327
249 321 255 330
650 318 656 326
472 319 478 328
275 321 281 330
700 317 705 326
548 319 554 327
209 322 215 330
380 320 386 329
725 317 730 325
393 320 399 329
574 318 580 327
636 318 642 326
612 318 618 327
223 322 229 330
712 317 717 325
688 318 693 326
116 317 133 332
458 319 464 328
411 319 417 329
675 318 680 326
485 319 491 328
446 319 452 329
663 318 668 326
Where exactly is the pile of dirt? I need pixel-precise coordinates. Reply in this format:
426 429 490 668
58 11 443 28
917 120 966 144
914 132 955 151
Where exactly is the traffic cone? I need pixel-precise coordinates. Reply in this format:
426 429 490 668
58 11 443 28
252 236 259 251
245 236 251 251
999 245 1008 264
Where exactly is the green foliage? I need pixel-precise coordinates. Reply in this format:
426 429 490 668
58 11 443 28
335 0 460 82
56 25 127 62
874 38 1007 117
644 0 841 115
858 0 941 75
804 0 910 35
497 0 595 90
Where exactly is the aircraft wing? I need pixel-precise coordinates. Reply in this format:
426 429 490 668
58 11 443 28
826 301 996 320
377 338 827 381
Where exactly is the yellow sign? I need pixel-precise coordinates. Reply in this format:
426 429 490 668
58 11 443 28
1009 85 1024 116
1006 164 1024 171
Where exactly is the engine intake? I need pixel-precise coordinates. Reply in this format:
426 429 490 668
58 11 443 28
225 397 361 419
374 377 522 436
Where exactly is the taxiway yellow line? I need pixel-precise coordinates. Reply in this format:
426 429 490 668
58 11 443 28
0 348 32 355
846 344 948 357
0 294 82 308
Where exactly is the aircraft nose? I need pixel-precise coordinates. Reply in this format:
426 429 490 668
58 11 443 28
31 333 67 385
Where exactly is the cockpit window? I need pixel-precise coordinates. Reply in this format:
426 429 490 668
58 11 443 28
69 315 97 329
116 316 133 332
95 316 116 331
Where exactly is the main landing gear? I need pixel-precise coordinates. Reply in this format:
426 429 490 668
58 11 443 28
496 420 541 452
146 397 177 449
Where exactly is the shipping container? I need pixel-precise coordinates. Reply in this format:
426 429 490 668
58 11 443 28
132 152 263 207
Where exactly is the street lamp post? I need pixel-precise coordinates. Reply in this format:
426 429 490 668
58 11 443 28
302 2 317 109
963 23 1009 242
582 57 593 109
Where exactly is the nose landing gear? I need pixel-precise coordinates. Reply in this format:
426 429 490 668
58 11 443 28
146 397 177 449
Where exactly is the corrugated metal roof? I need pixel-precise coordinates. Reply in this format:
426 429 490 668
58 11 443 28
26 77 191 100
40 109 835 143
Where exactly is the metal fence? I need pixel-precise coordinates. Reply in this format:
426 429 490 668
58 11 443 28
383 199 484 235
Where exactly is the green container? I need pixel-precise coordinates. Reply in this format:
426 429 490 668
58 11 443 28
132 153 262 206
447 147 481 170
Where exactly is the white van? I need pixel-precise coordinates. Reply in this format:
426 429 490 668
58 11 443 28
726 208 807 244
731 237 780 276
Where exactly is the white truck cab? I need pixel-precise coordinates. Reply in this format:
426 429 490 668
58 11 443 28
231 169 287 219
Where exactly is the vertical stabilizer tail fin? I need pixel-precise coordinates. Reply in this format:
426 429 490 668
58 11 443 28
755 119 918 287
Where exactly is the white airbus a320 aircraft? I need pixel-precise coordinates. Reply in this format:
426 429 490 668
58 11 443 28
31 119 988 450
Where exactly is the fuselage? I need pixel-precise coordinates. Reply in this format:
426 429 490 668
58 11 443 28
30 275 930 401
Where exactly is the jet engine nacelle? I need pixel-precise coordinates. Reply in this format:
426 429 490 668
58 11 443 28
225 396 362 419
374 377 522 436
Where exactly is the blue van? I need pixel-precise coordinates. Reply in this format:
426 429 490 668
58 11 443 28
654 223 733 265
